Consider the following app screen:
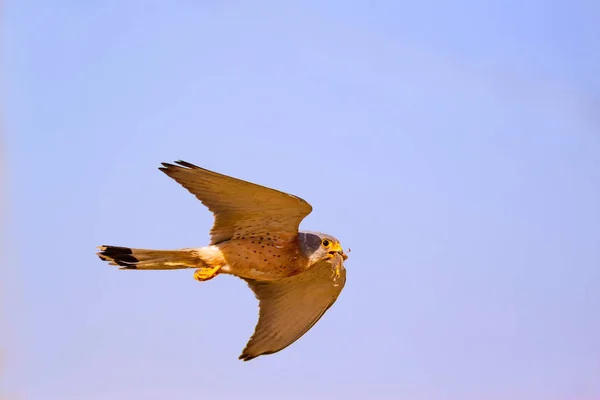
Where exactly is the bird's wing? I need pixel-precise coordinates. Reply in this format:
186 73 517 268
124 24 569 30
160 161 313 244
239 255 346 361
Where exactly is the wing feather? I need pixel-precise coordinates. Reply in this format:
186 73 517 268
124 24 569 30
239 256 346 361
159 161 312 244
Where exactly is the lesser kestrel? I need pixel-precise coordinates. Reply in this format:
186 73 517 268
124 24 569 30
97 161 348 361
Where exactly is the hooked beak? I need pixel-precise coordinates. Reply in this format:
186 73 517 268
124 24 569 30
328 243 348 261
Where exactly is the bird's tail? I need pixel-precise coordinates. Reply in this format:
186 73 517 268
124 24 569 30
97 245 207 270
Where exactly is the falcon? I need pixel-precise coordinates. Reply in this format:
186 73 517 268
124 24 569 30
97 161 348 361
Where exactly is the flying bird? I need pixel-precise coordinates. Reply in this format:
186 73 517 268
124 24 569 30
97 161 348 361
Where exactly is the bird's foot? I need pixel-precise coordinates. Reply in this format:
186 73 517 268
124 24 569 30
193 265 221 282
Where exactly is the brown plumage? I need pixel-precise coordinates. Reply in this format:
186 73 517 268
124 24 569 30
97 160 348 361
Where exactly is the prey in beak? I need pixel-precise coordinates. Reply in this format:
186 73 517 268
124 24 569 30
327 242 348 261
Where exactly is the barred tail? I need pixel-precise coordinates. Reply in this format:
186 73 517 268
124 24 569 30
96 245 203 270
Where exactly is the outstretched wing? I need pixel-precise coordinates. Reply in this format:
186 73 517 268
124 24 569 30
239 255 346 361
159 161 313 244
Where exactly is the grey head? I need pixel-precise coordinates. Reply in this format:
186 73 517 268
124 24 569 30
298 231 348 265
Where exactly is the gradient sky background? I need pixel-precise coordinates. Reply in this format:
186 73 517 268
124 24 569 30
3 1 600 399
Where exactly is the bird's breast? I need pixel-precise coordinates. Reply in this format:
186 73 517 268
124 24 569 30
217 239 309 281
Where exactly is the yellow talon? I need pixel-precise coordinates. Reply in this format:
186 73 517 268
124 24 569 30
193 265 221 282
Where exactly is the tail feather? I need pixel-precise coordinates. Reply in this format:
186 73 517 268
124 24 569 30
97 245 202 270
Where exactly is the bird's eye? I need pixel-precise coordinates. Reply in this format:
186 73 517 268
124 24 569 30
322 239 330 247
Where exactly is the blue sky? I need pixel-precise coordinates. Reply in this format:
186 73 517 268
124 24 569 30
3 1 600 399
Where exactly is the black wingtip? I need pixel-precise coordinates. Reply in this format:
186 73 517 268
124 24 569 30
174 160 200 169
239 353 255 362
159 160 200 173
158 162 173 172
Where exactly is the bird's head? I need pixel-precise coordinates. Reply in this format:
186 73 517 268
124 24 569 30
299 231 348 264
